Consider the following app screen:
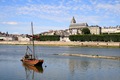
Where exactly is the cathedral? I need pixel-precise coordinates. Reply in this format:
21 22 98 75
40 17 120 41
69 17 101 35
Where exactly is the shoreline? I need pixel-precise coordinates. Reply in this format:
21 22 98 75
0 41 120 48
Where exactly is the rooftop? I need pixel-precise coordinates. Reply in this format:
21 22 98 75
69 23 88 29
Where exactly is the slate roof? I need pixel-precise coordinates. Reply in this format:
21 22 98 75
69 23 88 29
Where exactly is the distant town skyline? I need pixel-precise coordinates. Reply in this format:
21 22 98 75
0 0 120 34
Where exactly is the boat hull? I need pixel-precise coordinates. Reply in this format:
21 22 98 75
23 63 43 73
21 59 44 66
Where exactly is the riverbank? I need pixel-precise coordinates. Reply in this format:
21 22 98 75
0 41 120 47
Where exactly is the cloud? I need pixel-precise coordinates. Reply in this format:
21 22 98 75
27 0 32 3
16 4 72 22
17 4 70 15
96 3 120 15
2 21 18 25
11 0 120 27
0 0 120 29
16 0 120 17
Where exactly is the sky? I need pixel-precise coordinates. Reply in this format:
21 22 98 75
0 0 120 34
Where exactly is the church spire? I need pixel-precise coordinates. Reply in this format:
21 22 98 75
71 16 76 23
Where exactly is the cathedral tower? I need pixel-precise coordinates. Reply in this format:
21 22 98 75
71 16 76 23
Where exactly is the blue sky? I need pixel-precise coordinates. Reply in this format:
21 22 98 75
0 0 120 34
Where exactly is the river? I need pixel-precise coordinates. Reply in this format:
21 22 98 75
0 45 120 80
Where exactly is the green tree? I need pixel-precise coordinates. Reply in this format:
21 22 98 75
39 35 60 41
81 28 90 34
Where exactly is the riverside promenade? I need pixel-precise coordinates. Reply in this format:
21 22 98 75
0 41 120 47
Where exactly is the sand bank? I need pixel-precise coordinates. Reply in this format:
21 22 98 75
54 53 120 60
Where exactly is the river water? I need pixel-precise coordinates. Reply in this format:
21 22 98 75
0 45 120 80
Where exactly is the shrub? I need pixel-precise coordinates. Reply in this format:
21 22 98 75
39 35 60 41
69 34 120 42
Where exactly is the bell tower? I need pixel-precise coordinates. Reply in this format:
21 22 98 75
71 16 76 23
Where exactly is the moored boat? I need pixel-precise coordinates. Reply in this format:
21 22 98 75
23 63 44 73
21 58 44 66
21 22 44 66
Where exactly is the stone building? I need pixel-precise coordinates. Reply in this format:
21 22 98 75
69 17 101 35
0 32 14 41
89 26 101 35
17 35 30 41
0 35 13 41
101 26 120 34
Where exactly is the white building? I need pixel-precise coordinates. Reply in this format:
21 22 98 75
0 34 13 41
60 36 70 42
101 27 120 34
17 35 30 41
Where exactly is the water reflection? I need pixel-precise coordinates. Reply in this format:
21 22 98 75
22 63 43 80
69 58 99 73
68 58 120 80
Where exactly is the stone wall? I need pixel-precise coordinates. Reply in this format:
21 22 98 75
89 27 101 35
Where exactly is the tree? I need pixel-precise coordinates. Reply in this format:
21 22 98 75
81 28 90 34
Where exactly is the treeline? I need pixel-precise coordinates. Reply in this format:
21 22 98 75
34 34 120 42
102 32 120 34
39 35 60 41
69 34 120 42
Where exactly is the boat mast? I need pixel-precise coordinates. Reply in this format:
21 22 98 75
31 22 35 59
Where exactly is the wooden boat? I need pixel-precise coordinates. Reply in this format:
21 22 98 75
21 22 44 66
21 58 44 66
23 63 43 73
